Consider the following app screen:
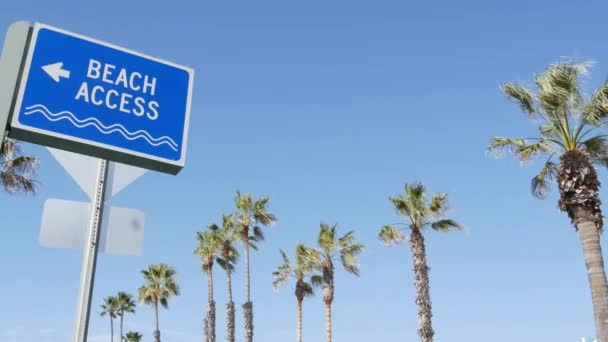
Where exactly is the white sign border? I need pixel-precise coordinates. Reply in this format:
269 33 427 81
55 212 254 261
10 22 194 168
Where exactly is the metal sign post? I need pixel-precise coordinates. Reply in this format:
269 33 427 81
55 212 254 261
73 159 109 342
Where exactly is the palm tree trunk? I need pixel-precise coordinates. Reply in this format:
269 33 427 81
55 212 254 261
227 270 235 342
120 310 124 342
557 151 608 341
322 263 334 342
243 302 253 342
578 220 608 341
154 300 161 342
243 225 254 342
409 228 434 342
325 301 332 342
110 317 114 342
227 270 233 303
208 301 216 342
243 225 251 302
297 298 303 342
206 265 216 342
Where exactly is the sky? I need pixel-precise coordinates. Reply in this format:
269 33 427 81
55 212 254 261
1 0 607 341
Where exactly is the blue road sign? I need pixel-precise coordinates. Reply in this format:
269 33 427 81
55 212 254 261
9 23 194 174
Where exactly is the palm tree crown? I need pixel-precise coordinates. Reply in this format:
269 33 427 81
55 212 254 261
139 263 180 309
310 223 365 278
195 229 220 274
234 191 277 245
489 61 608 203
116 291 136 317
0 138 37 194
124 331 143 342
379 183 463 243
273 244 322 299
100 296 119 319
212 213 240 276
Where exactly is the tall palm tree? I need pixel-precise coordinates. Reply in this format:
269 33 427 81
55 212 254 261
116 292 136 342
273 245 322 342
379 183 463 342
489 61 608 341
195 228 221 342
0 138 37 193
304 223 364 342
211 213 240 342
138 263 180 342
124 331 143 342
100 295 119 342
234 191 277 342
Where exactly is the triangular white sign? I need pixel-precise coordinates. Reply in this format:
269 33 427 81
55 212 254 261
47 147 98 198
47 147 148 199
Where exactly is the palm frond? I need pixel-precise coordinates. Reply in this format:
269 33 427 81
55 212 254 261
515 141 551 161
488 137 526 158
310 275 323 288
583 79 608 125
318 223 337 253
389 195 413 218
341 252 360 276
502 82 537 115
531 160 557 198
301 282 315 297
251 226 265 242
430 219 464 233
581 135 608 165
428 192 449 217
378 225 405 246
535 62 588 114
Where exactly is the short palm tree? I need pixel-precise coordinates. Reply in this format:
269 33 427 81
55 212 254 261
116 292 136 341
124 331 143 342
0 138 37 193
489 61 608 341
273 245 322 342
138 263 180 342
100 295 119 342
211 213 240 342
234 191 277 342
304 223 364 342
195 228 221 342
379 183 463 342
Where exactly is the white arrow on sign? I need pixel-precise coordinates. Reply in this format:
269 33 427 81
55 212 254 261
42 62 70 82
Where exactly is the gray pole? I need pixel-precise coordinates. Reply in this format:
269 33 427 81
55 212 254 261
73 159 109 342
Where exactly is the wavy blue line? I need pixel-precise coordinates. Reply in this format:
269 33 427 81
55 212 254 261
24 104 179 151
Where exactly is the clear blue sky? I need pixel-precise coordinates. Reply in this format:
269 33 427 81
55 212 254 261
1 0 607 341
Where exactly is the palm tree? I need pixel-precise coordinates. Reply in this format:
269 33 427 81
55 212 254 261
379 183 463 342
116 292 136 341
195 228 221 342
100 295 119 342
124 331 143 342
211 213 240 342
138 263 180 342
0 138 37 193
234 191 277 342
273 245 322 342
304 223 364 342
489 61 608 340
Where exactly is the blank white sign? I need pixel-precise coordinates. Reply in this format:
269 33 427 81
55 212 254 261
39 199 144 256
